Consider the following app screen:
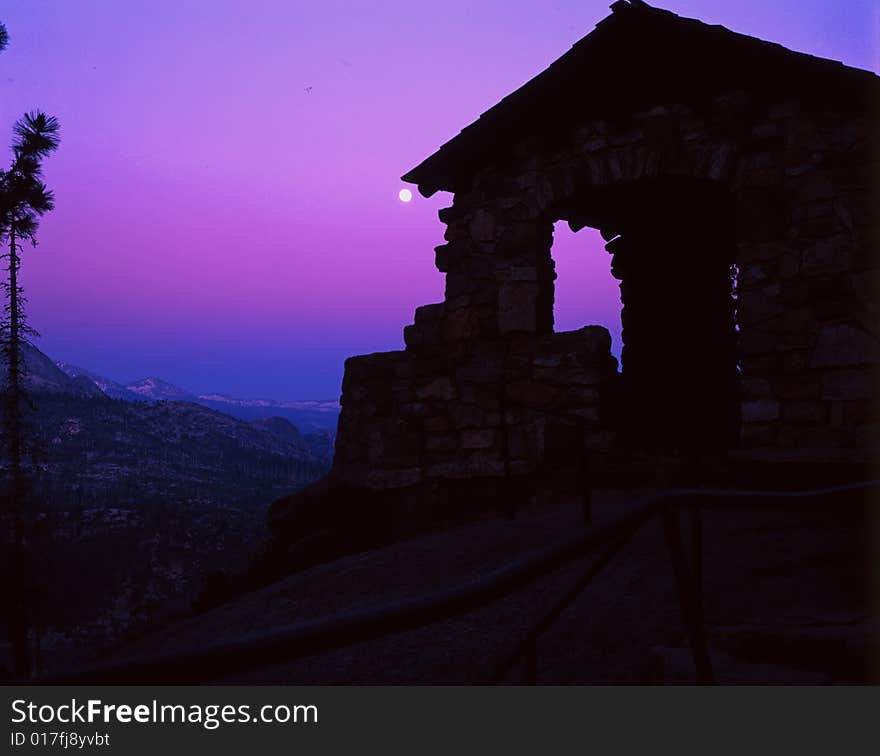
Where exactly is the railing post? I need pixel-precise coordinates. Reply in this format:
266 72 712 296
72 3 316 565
662 506 715 684
690 507 703 612
581 488 592 526
523 639 537 684
578 428 592 527
498 348 516 520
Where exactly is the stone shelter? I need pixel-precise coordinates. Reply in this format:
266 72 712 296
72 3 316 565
274 1 879 543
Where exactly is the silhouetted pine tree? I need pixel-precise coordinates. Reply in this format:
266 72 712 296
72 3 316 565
0 107 60 678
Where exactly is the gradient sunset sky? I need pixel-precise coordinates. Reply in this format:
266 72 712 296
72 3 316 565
1 0 877 398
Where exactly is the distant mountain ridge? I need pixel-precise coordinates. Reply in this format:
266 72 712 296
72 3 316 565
7 346 336 466
126 376 195 402
2 343 105 398
54 357 340 432
55 362 143 401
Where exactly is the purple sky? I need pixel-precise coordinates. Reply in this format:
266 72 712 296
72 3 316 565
1 1 876 398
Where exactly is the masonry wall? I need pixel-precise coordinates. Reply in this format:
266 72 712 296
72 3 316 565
332 90 878 504
335 326 617 507
732 102 878 461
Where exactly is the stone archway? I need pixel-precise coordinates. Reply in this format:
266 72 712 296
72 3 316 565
560 178 740 448
533 140 743 448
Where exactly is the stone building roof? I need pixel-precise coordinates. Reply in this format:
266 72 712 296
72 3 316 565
402 0 879 197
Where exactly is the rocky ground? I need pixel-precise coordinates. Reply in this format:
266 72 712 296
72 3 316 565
103 490 876 684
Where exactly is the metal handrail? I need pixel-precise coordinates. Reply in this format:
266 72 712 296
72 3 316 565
492 527 639 683
33 480 877 685
495 480 877 684
41 499 658 684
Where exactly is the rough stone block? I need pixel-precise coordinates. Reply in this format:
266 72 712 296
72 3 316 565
507 381 557 407
497 222 547 256
739 423 777 446
425 434 457 452
469 208 495 242
426 456 506 479
742 399 781 423
498 282 537 334
802 235 850 276
456 355 501 384
811 323 880 368
777 424 842 450
568 407 600 422
417 377 457 401
821 369 876 401
532 355 561 368
461 429 496 449
794 173 835 203
773 374 820 400
739 330 777 356
452 404 484 429
363 468 422 490
445 270 473 299
424 416 450 433
403 324 422 349
398 402 427 418
783 400 827 424
506 426 529 459
741 378 772 399
737 242 788 263
499 266 539 282
441 308 478 342
740 263 769 286
434 243 458 272
414 302 445 326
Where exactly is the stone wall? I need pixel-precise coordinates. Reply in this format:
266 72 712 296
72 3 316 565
731 102 879 460
334 326 618 511
329 89 878 513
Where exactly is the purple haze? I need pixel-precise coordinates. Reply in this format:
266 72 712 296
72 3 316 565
0 1 875 398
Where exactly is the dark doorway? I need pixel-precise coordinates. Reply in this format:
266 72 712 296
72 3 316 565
561 178 740 448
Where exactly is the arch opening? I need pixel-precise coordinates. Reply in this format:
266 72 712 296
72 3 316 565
548 177 741 448
551 222 622 362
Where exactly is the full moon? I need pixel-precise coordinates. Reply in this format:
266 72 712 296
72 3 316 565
399 188 413 203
